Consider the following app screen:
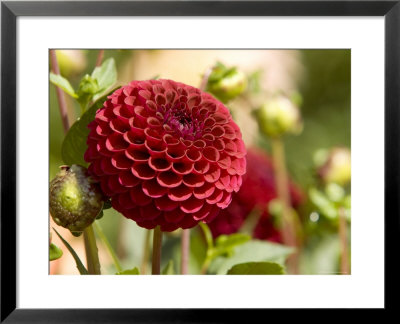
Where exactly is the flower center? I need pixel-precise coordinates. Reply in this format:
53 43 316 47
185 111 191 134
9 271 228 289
163 104 203 140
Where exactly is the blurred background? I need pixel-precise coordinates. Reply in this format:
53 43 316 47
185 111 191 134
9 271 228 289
50 49 351 275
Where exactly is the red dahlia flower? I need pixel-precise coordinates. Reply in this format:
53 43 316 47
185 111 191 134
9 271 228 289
84 79 246 231
208 148 302 242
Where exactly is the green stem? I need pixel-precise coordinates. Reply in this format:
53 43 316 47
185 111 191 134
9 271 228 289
141 230 151 275
181 229 190 274
338 207 350 274
83 225 101 275
152 226 162 275
271 137 300 274
199 223 214 275
93 221 122 273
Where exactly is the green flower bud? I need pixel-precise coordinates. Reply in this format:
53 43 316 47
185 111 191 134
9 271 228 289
49 165 104 235
206 62 247 103
318 147 351 186
54 50 87 77
257 96 303 138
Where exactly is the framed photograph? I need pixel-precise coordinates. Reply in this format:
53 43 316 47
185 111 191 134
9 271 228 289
1 0 398 321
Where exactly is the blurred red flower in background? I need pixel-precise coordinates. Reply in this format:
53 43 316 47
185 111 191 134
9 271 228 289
208 148 303 242
84 79 246 231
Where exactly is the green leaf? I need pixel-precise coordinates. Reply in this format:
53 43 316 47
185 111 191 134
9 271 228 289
309 187 338 220
53 228 88 275
49 243 63 261
227 262 284 275
211 233 251 258
161 260 175 275
91 58 117 93
61 88 120 166
209 240 294 275
50 72 78 98
116 267 139 275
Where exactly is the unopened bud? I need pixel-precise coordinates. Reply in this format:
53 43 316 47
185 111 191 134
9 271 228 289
318 147 351 186
206 62 247 103
257 96 302 138
49 165 104 235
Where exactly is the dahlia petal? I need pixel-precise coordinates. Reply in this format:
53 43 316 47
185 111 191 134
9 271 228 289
106 133 129 152
172 161 194 175
193 160 210 174
140 203 162 220
193 140 206 149
95 109 112 123
131 162 156 180
84 146 100 162
234 139 246 158
164 208 185 223
145 128 163 141
134 106 149 122
118 192 137 212
123 131 145 147
90 159 104 176
145 140 167 157
147 117 162 128
155 195 179 211
157 171 182 188
211 125 225 138
136 219 157 230
96 123 112 137
192 203 212 221
138 89 152 100
163 134 180 146
204 117 216 128
168 184 193 201
123 86 135 97
206 189 224 204
152 84 164 94
109 117 130 134
213 138 225 151
202 146 220 163
217 191 232 208
227 167 237 176
100 178 116 197
148 157 172 171
142 178 168 198
183 173 205 188
187 94 201 109
100 158 119 175
97 140 114 157
204 164 221 183
224 140 237 156
217 154 231 169
181 216 198 229
230 157 246 176
185 147 202 162
223 125 236 139
130 186 152 206
111 153 133 170
146 100 157 112
155 94 166 106
165 89 177 104
108 175 127 194
118 170 140 187
193 182 215 199
180 196 204 213
202 205 220 223
125 148 150 162
166 146 186 162
214 113 230 124
202 133 215 142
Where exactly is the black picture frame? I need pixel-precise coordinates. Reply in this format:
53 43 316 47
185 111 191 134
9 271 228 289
1 0 399 322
